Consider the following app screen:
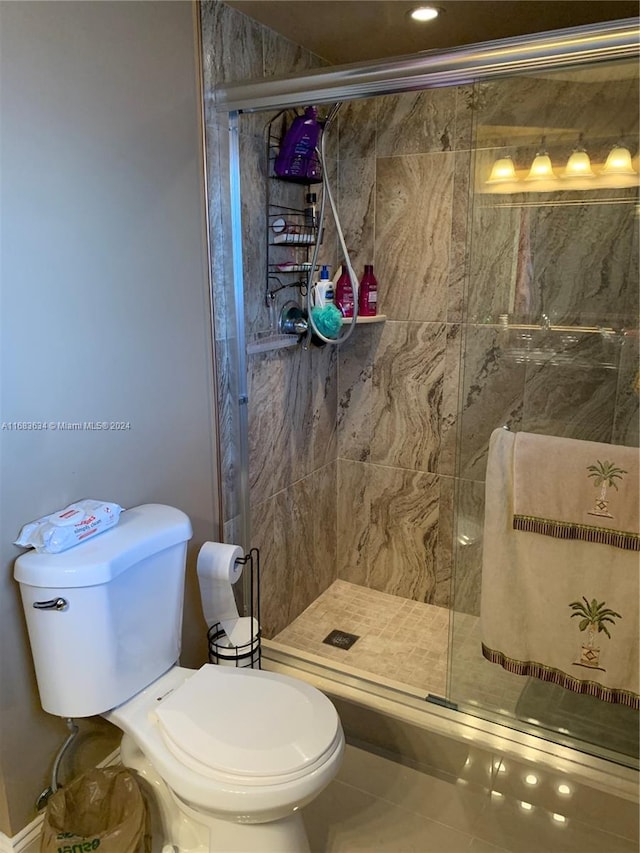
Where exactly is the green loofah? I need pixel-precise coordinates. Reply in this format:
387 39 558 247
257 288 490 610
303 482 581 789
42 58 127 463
311 304 343 339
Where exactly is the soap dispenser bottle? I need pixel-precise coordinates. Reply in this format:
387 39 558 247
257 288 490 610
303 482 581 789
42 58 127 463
313 265 334 307
358 264 378 317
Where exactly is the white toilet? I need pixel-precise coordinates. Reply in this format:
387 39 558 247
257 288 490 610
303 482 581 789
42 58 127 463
14 504 344 852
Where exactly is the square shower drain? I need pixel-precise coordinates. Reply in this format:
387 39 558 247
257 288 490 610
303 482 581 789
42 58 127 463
322 629 359 650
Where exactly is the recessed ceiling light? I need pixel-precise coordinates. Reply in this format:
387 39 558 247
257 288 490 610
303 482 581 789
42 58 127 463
409 6 440 23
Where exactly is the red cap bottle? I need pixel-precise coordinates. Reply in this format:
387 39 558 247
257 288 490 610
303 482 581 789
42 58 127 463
358 264 378 317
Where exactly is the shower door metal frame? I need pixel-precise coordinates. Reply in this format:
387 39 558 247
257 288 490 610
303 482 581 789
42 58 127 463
227 111 252 554
213 18 639 113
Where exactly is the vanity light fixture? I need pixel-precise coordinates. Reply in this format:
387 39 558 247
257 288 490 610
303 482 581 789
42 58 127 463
563 136 594 178
486 156 517 183
525 151 556 181
484 138 638 192
564 149 594 176
409 5 440 22
602 144 636 175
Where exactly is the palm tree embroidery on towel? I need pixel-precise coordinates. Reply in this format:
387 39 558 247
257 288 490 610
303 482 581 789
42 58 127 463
569 597 622 671
586 459 627 518
513 452 638 549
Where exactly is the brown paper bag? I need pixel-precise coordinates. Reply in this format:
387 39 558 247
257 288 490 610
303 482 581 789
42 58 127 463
40 766 150 853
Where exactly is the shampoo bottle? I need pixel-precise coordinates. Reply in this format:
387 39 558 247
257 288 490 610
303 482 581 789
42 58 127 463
274 107 322 181
358 264 378 317
335 264 355 317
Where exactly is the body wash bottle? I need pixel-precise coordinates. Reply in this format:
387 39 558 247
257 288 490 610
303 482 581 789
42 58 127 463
358 264 378 317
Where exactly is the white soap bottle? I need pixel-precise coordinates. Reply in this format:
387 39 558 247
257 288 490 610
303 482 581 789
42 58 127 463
313 265 334 307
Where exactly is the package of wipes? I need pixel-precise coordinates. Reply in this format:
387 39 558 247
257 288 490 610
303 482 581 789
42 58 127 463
15 500 123 553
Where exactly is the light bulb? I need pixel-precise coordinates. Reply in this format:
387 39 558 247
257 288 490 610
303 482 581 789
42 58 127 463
525 153 556 181
602 145 636 175
487 157 517 183
410 6 440 22
564 149 594 177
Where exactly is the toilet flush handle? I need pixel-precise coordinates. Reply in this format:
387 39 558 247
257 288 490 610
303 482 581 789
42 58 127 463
33 598 68 611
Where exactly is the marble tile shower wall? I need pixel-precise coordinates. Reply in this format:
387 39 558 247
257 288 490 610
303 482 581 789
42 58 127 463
203 4 639 640
335 89 472 610
201 2 336 636
335 69 639 617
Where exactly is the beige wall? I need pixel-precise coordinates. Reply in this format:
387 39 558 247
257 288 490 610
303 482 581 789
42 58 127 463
0 0 217 835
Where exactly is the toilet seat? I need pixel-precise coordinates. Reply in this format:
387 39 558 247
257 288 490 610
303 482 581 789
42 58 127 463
107 665 345 822
152 665 341 786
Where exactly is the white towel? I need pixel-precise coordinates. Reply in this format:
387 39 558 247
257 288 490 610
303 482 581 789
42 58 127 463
512 432 639 551
481 428 639 708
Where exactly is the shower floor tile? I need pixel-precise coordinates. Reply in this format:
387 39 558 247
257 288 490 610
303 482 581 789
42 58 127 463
273 580 450 696
273 581 639 763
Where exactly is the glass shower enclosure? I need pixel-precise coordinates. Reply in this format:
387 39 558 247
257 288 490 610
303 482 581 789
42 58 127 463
206 17 639 770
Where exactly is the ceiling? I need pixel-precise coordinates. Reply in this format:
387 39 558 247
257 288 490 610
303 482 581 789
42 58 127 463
225 1 639 65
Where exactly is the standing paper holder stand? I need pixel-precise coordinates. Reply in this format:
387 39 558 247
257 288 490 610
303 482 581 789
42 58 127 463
207 548 261 669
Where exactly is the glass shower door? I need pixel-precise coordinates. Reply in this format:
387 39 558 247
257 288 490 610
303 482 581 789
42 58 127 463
449 58 639 765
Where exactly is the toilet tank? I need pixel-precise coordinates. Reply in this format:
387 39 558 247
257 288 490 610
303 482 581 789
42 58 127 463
14 504 192 718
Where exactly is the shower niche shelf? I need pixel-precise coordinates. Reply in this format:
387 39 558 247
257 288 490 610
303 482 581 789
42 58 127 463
342 315 386 325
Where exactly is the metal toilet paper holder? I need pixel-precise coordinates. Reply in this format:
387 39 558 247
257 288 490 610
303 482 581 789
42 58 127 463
207 548 261 669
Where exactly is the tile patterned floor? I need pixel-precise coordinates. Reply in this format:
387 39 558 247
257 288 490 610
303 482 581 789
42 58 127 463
274 579 524 709
304 744 639 852
274 580 639 760
274 579 450 696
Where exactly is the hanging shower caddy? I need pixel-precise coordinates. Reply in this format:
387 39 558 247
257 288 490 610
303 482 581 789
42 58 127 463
262 109 386 343
265 110 323 328
207 548 261 669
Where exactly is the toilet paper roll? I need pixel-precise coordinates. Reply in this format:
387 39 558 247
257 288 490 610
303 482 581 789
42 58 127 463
214 617 260 668
197 541 244 629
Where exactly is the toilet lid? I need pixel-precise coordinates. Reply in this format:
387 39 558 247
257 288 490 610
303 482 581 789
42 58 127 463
153 665 340 781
